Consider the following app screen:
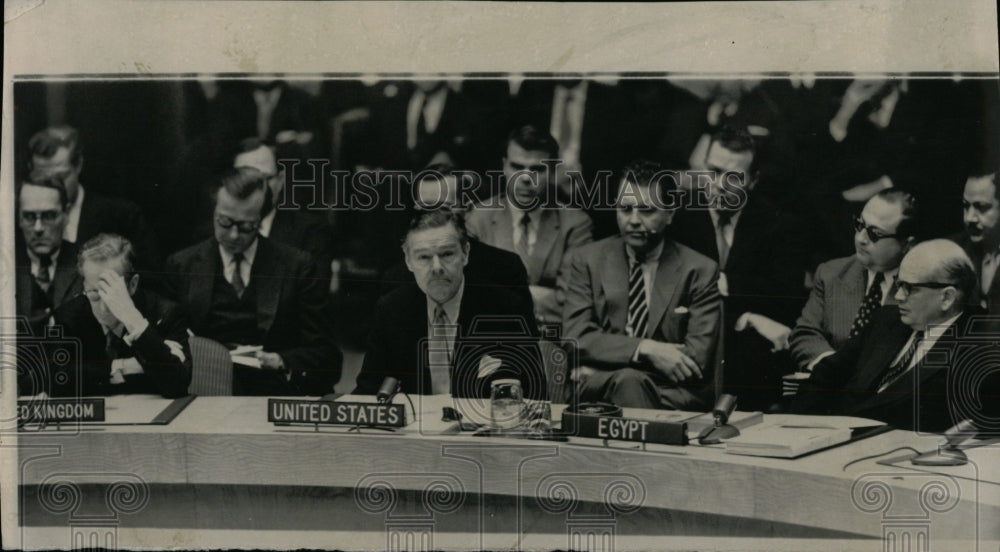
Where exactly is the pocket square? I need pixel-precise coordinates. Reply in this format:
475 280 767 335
673 306 690 315
478 354 503 378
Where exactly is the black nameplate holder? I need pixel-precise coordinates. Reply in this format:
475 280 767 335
268 399 407 432
561 411 688 447
18 398 106 428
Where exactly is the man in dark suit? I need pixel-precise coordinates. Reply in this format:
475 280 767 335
380 164 532 311
794 240 1000 432
513 79 632 238
15 174 83 337
790 189 918 372
560 161 722 411
672 125 808 410
359 80 474 172
49 234 191 398
466 126 594 325
232 137 333 280
357 209 545 401
28 126 162 280
166 167 340 396
951 171 1000 315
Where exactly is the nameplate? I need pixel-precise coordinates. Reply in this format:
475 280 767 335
561 412 688 446
268 399 406 427
18 399 106 423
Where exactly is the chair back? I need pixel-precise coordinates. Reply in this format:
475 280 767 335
188 336 233 396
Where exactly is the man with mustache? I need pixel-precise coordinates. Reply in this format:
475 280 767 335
356 209 545 400
790 189 918 372
950 171 1000 315
560 160 722 410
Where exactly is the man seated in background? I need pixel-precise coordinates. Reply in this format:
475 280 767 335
232 137 333 279
790 189 919 372
793 240 1000 432
466 125 594 326
380 164 532 310
166 167 340 396
560 160 721 411
50 234 191 398
15 173 83 337
28 126 163 283
357 209 545 400
951 170 1000 315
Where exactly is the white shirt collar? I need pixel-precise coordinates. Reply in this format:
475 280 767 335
26 246 61 274
625 240 664 265
63 185 85 243
426 279 465 327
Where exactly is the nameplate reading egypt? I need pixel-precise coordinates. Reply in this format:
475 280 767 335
268 399 407 427
562 411 688 446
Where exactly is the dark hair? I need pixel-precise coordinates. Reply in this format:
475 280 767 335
875 187 920 241
212 166 273 216
234 137 277 171
17 170 71 209
967 171 998 201
617 159 680 204
28 126 83 168
708 124 758 175
507 124 560 159
403 208 469 249
78 233 136 277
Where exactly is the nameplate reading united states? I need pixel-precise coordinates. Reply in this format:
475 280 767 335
268 399 406 427
562 411 688 445
18 399 106 423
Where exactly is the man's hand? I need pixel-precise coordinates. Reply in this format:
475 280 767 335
637 340 702 384
736 313 790 352
256 351 286 371
96 271 145 333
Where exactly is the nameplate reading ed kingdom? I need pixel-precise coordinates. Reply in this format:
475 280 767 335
17 398 106 423
268 399 406 427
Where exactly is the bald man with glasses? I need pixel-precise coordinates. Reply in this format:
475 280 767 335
165 167 341 396
793 240 1000 432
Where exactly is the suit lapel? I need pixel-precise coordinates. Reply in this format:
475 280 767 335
647 243 682 335
602 240 630 333
843 258 865 306
857 322 916 394
189 241 217 327
526 210 559 283
50 246 80 307
253 238 281 335
490 199 516 252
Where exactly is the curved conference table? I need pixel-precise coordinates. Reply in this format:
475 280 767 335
13 395 999 551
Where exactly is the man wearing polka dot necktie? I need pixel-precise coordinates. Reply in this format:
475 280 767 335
790 189 919 373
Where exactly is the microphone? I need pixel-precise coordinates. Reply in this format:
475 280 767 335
377 377 401 404
911 419 977 466
698 394 741 445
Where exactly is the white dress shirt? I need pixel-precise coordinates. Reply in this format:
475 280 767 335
407 86 449 151
26 247 61 287
866 267 899 306
877 312 962 393
218 238 259 288
426 282 464 394
63 185 85 244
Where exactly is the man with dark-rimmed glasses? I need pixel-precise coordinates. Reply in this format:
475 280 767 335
165 167 340 396
790 189 918 373
793 239 999 432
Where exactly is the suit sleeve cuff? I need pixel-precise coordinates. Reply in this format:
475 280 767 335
806 350 835 372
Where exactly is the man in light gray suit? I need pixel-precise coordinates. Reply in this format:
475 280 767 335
466 125 593 325
790 188 919 372
560 161 721 410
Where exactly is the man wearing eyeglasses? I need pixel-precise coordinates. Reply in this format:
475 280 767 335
790 189 918 373
951 171 1000 315
47 234 191 398
165 167 341 396
793 240 997 432
232 137 332 280
14 173 83 337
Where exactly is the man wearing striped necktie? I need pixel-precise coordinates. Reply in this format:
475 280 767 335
561 161 722 410
794 240 1000 432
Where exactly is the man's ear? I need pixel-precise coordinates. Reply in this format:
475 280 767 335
941 287 959 313
403 245 415 273
462 241 471 267
662 208 677 226
127 273 140 296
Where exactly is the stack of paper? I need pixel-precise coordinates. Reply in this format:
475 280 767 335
230 344 262 368
725 424 853 458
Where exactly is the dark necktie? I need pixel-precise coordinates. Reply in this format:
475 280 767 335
627 254 649 338
415 93 429 149
429 305 453 395
516 213 531 260
35 254 52 292
714 210 733 268
877 331 923 391
232 253 246 298
849 272 884 339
